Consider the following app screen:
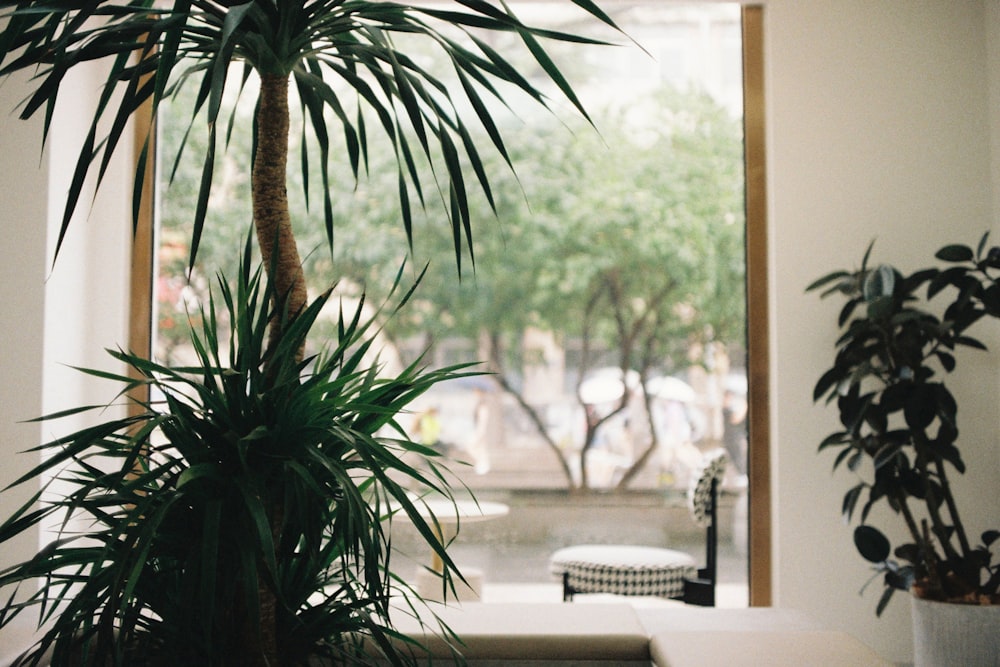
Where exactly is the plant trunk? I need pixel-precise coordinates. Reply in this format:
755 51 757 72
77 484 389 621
616 436 658 491
493 371 577 489
254 73 309 362
249 72 304 667
616 347 663 491
483 332 577 489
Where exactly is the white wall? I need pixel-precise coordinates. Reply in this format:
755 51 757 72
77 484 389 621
41 60 134 422
0 69 53 657
991 1 1000 233
766 0 1000 662
0 61 134 658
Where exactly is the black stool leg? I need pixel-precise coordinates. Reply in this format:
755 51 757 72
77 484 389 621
562 572 575 602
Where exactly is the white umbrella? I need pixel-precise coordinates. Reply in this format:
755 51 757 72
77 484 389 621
578 368 639 405
725 373 748 395
647 375 697 403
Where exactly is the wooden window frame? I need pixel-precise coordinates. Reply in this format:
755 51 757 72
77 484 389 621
742 4 770 607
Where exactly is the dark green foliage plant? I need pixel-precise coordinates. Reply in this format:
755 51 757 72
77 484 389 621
808 235 1000 615
0 249 475 665
0 0 618 335
0 1 617 662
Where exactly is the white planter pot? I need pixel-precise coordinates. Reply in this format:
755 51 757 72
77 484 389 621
911 595 1000 667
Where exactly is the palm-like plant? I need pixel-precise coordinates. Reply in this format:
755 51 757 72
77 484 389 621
2 249 478 665
0 0 613 347
0 0 617 664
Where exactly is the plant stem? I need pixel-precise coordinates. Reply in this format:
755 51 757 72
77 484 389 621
253 73 309 365
933 458 972 557
896 492 928 552
251 72 303 667
490 349 577 488
912 431 964 566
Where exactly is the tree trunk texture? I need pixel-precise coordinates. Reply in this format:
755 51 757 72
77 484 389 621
254 73 309 360
250 73 303 667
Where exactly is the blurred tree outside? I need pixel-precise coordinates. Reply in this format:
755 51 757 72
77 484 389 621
155 3 747 492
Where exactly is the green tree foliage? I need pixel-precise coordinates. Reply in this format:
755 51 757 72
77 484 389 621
161 81 746 490
162 84 744 364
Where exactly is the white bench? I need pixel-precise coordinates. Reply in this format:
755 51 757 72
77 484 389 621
638 607 892 666
389 603 895 666
6 602 896 666
389 602 650 665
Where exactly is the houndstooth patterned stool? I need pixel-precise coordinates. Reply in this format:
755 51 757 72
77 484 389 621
549 450 728 606
548 544 697 598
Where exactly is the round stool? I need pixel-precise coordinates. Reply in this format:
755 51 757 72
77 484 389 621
548 544 697 599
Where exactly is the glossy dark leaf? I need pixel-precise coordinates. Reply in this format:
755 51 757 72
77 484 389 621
860 239 876 272
813 366 843 402
864 405 888 434
846 450 863 473
837 298 861 327
972 285 1000 320
935 350 955 372
837 396 860 431
953 335 987 351
986 249 1000 270
933 524 956 547
903 268 939 292
806 270 852 293
862 265 895 302
879 383 909 414
818 431 850 452
894 543 921 564
900 467 926 499
842 484 865 521
934 383 958 422
935 244 974 263
866 294 895 320
927 266 969 299
902 384 936 431
934 443 965 474
832 446 854 472
871 441 901 471
974 232 991 261
855 525 891 564
866 472 894 516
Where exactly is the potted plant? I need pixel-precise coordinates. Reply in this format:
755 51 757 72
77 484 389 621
809 235 1000 665
2 248 477 665
0 1 617 664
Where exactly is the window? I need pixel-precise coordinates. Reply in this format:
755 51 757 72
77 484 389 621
131 1 770 607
